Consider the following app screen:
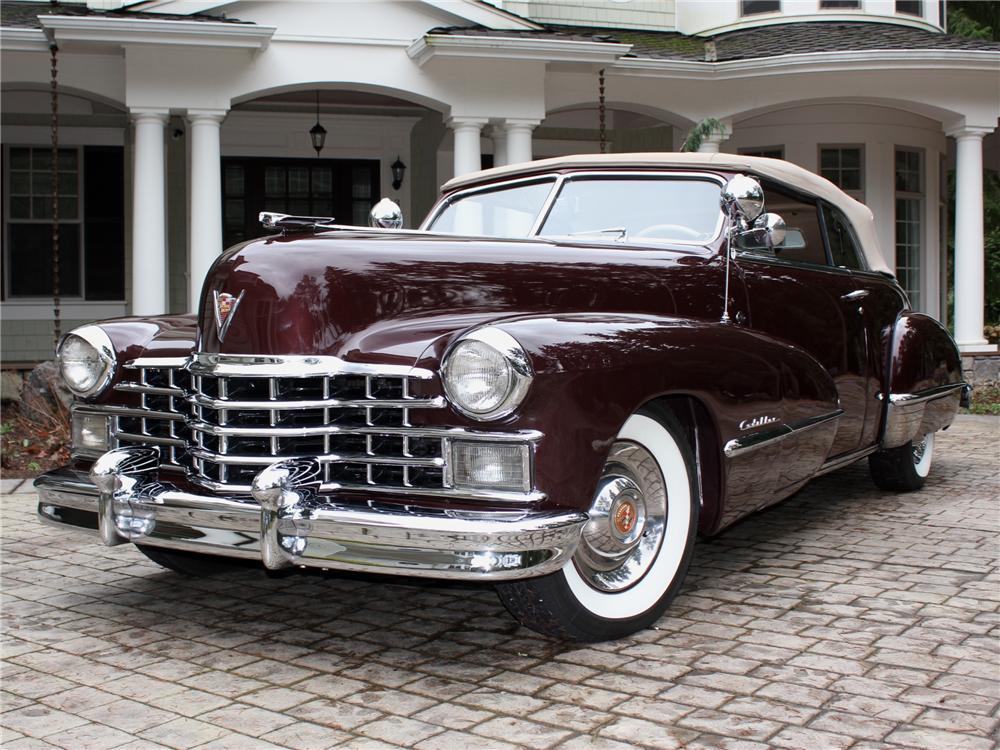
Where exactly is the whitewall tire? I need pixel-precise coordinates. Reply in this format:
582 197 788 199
869 432 936 492
496 407 699 641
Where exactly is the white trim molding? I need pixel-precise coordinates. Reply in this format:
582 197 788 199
419 0 542 31
409 34 630 66
692 12 944 37
0 27 50 52
38 15 276 50
614 49 1000 79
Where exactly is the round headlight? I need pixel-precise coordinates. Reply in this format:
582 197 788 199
58 326 116 397
442 327 533 420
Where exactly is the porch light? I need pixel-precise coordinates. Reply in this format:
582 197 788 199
310 90 327 155
391 157 406 190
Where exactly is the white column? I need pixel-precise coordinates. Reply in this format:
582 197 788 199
448 118 486 177
922 147 941 321
491 125 508 168
188 109 227 314
130 110 168 315
696 119 732 154
948 126 993 351
506 119 539 165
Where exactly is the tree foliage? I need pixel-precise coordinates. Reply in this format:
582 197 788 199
680 118 727 153
947 2 1000 40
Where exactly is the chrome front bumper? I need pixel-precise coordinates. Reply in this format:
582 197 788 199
35 449 587 581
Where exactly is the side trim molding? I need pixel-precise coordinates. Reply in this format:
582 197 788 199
724 409 843 459
877 382 967 406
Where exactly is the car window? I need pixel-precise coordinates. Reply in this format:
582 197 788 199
738 182 827 266
539 177 722 244
430 179 555 237
822 203 865 270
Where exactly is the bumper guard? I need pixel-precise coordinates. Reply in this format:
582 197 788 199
35 447 586 581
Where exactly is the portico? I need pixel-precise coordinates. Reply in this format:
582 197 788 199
1 0 998 362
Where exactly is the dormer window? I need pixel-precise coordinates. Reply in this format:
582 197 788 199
741 0 781 16
820 0 861 8
896 0 923 16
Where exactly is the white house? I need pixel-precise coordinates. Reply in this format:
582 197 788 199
2 0 998 364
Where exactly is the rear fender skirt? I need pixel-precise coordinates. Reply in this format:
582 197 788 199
880 312 964 449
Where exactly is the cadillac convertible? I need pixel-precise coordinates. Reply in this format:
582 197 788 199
37 153 966 641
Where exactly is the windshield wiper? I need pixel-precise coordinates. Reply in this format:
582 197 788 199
568 227 628 242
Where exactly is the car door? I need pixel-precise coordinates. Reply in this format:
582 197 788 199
735 182 871 459
821 201 906 449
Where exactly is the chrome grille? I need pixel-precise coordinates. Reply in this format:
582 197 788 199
186 370 446 491
108 354 541 502
111 361 189 470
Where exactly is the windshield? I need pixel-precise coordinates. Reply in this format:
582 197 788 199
428 179 554 237
427 174 723 244
541 177 721 243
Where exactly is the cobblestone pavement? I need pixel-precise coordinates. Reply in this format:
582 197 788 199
2 416 998 750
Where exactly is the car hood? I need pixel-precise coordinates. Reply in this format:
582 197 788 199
197 231 717 362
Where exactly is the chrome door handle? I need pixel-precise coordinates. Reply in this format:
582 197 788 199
840 289 869 301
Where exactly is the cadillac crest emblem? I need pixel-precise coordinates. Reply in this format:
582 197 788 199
213 290 245 342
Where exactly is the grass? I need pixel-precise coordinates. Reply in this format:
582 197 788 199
963 383 1000 416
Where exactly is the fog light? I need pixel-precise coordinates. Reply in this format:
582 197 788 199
451 441 530 493
72 411 110 456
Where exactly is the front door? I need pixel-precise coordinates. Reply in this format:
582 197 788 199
736 182 870 457
221 157 380 248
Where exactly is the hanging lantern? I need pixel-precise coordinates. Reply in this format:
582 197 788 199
391 157 406 191
310 90 326 155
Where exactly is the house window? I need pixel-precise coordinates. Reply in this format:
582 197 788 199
741 0 781 16
739 146 784 159
819 146 864 201
895 148 923 309
896 0 922 16
5 147 81 297
820 0 861 8
222 157 379 248
3 146 125 300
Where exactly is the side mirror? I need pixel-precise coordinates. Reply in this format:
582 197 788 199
752 212 786 250
735 212 788 254
720 174 764 223
369 197 403 229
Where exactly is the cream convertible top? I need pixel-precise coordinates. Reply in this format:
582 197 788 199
441 152 892 275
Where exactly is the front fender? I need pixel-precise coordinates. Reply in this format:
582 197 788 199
416 313 841 531
74 316 197 405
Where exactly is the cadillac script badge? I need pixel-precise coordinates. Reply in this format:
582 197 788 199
213 290 245 342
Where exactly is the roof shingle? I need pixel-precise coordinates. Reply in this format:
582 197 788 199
1 1 248 29
429 20 1000 62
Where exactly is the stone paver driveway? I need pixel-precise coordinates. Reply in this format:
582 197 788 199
2 416 998 750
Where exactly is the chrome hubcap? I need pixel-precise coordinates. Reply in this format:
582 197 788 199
576 441 667 592
912 436 928 465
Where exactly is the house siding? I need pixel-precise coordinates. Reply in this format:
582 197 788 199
504 0 677 30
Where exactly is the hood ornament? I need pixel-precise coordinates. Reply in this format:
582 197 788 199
213 290 245 342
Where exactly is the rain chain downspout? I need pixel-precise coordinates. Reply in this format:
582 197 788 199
50 41 61 350
598 68 607 154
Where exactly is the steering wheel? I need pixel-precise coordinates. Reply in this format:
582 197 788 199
634 223 704 240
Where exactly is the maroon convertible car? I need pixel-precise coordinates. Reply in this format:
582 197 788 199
37 153 966 641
